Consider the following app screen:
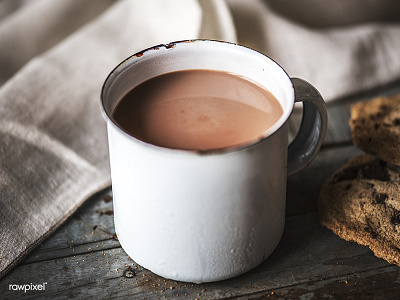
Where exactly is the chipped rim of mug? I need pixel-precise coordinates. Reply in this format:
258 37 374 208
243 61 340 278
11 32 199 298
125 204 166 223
100 39 295 156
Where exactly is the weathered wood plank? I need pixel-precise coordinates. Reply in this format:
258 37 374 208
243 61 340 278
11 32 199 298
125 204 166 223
287 144 362 216
22 238 120 265
234 265 400 299
19 189 117 265
35 189 116 251
1 211 396 299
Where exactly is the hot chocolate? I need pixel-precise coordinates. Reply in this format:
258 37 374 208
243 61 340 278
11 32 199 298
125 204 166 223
112 69 283 150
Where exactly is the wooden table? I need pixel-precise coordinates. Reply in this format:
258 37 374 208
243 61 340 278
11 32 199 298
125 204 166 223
2 83 400 299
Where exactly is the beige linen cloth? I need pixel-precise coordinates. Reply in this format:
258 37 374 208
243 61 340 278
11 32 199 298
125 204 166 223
0 0 400 278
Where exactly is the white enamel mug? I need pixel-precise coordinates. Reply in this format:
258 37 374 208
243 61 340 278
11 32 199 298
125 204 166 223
101 40 327 283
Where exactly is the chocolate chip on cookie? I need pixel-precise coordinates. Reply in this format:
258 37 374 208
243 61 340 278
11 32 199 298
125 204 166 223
318 154 400 266
350 94 400 166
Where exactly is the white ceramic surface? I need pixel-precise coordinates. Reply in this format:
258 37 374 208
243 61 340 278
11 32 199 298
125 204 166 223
101 40 325 283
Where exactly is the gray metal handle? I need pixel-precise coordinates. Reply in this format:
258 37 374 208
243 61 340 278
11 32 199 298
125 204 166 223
287 78 328 176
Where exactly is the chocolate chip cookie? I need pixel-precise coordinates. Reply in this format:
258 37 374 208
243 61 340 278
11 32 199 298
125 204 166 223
318 153 400 266
350 95 400 166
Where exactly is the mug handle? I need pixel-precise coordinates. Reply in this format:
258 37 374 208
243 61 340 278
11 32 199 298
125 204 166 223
287 78 328 176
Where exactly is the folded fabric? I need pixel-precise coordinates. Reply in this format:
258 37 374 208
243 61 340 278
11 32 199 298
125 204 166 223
228 0 400 101
1 0 400 279
0 0 115 85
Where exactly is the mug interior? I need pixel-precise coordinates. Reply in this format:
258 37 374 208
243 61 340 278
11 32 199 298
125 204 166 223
101 40 294 146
